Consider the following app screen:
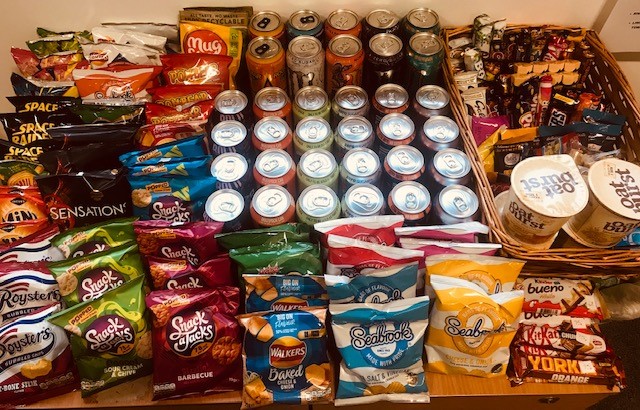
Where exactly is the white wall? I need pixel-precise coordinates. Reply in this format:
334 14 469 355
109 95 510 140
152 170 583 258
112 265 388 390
3 0 639 112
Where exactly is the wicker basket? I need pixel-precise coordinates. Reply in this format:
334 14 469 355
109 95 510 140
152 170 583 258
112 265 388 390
442 25 640 274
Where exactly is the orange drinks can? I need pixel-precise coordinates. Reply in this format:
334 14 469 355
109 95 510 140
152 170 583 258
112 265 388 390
325 34 364 99
246 37 288 96
325 9 362 42
252 87 293 128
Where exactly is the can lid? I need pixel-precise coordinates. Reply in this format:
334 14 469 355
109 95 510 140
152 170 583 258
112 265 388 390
343 183 384 216
255 87 289 112
295 117 331 143
288 35 323 58
255 149 294 179
433 148 470 179
407 8 439 29
298 185 339 218
335 86 368 110
369 33 403 57
366 9 400 29
248 37 282 59
252 185 293 218
205 189 245 222
510 154 588 218
214 90 248 114
254 116 290 144
379 113 415 140
300 149 337 179
416 85 450 110
328 34 362 58
337 116 373 143
295 86 328 111
211 152 249 182
437 185 478 219
409 32 443 56
375 84 409 109
343 148 380 177
250 11 282 32
327 9 360 30
587 158 640 220
423 115 459 143
386 145 424 175
390 181 431 214
211 121 248 147
289 10 322 31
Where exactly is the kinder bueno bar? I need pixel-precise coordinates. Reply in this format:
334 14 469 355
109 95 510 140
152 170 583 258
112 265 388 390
394 222 489 242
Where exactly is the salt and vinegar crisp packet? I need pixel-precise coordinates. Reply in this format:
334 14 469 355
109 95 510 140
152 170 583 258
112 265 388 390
314 215 404 247
426 275 523 377
325 262 419 304
238 308 332 409
330 296 430 405
244 274 328 313
51 217 136 259
48 276 152 397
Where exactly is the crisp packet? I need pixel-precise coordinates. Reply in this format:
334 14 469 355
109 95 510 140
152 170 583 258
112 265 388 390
91 26 167 50
127 156 212 178
146 287 242 400
426 275 523 377
148 254 233 290
0 219 51 245
230 242 322 276
0 224 60 262
314 215 403 247
48 276 152 397
133 122 206 149
237 308 332 408
51 217 135 259
325 262 418 304
160 53 232 88
81 43 162 68
118 135 208 167
72 66 162 104
425 254 524 294
330 297 430 405
216 223 310 250
399 238 502 257
244 274 328 313
394 222 489 242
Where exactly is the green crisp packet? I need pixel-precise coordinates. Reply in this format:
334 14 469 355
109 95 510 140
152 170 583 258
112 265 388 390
48 242 145 306
48 276 152 397
230 242 322 276
216 223 310 250
51 217 136 259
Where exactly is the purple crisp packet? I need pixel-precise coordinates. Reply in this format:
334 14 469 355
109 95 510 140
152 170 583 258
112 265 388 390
472 115 509 146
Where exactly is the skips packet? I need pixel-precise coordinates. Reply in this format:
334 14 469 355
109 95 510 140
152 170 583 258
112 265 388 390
237 307 332 409
314 215 404 247
325 262 418 304
148 254 233 290
330 296 430 405
48 276 152 397
244 274 328 313
51 217 136 259
0 224 60 262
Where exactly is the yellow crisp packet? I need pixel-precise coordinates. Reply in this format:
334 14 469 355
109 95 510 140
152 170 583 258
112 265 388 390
478 127 538 173
426 275 523 377
180 21 243 89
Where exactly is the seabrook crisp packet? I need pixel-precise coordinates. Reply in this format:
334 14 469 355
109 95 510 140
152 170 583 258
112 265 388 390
330 296 430 405
314 215 404 247
426 275 523 377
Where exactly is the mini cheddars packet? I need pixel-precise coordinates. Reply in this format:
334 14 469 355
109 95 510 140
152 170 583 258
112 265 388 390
330 296 430 405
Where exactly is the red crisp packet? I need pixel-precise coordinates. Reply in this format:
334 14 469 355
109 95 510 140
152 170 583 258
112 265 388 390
147 254 233 290
146 287 242 400
134 220 223 265
73 65 162 103
160 53 232 88
394 222 489 242
314 215 403 247
134 121 206 149
147 84 223 109
11 47 40 77
0 224 60 262
398 237 501 256
145 100 216 125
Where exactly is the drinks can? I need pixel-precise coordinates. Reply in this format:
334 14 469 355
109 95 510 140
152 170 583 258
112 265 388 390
210 120 251 157
426 148 472 194
250 11 286 44
339 147 381 195
388 181 431 225
253 149 297 195
246 37 288 96
419 115 460 160
212 90 253 126
253 87 293 127
293 86 331 125
252 116 293 155
296 184 341 225
342 183 385 217
383 145 425 190
363 33 405 96
371 83 410 131
210 152 255 199
376 113 415 159
326 35 365 98
294 116 333 159
325 9 362 42
331 85 370 129
334 116 374 160
412 85 451 128
406 32 444 94
204 189 249 232
401 8 440 42
250 184 296 227
287 36 325 96
287 10 324 42
430 184 480 225
362 9 402 46
297 148 339 193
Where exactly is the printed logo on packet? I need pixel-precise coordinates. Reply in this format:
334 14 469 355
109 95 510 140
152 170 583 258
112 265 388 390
350 322 414 366
269 336 307 369
355 283 402 304
160 242 199 265
78 268 125 302
184 30 228 55
72 241 109 258
444 304 506 356
151 196 193 224
85 315 135 355
167 309 216 357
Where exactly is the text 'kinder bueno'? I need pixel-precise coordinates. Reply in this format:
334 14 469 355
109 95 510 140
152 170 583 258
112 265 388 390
500 154 588 249
564 158 640 248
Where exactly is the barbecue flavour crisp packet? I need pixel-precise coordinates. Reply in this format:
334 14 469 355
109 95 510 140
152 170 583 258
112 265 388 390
330 296 430 405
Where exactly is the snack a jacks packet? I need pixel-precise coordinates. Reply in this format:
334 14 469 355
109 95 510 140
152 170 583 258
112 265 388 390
330 297 430 405
51 217 136 259
426 275 523 377
48 276 152 396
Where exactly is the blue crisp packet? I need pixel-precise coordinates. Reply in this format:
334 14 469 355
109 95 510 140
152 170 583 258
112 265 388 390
616 227 640 248
244 274 328 313
330 296 430 405
129 175 216 224
325 262 418 304
127 155 213 177
119 134 207 167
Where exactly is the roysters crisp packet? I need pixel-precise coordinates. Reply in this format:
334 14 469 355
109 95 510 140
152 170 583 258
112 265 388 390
146 287 242 400
330 296 430 405
51 217 136 259
0 305 79 404
48 276 152 396
0 224 60 262
426 275 523 377
244 274 328 313
237 308 332 409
